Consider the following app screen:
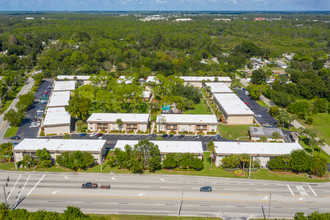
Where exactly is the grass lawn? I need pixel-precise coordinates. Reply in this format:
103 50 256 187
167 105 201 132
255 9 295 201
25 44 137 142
256 100 269 108
218 125 251 140
89 214 219 220
1 100 14 114
4 126 18 138
184 100 212 115
299 137 330 163
1 152 327 182
303 113 330 145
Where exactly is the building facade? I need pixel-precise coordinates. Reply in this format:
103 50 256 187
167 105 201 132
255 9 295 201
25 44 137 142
87 113 150 133
156 114 218 134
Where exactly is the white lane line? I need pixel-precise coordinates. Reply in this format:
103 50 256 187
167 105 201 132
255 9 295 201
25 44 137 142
296 185 308 196
27 175 45 196
287 185 294 196
160 178 166 182
7 174 22 200
111 177 116 181
138 193 146 197
17 174 30 203
308 185 318 197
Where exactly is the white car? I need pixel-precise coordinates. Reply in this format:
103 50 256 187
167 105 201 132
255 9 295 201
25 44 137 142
255 114 262 118
29 122 40 128
89 132 97 137
36 108 45 113
245 91 249 96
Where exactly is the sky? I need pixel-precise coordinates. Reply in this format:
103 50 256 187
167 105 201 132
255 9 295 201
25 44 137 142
0 0 329 11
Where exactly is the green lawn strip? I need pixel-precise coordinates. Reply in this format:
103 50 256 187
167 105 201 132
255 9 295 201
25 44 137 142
218 125 251 140
299 138 330 163
4 126 19 138
89 214 219 220
184 101 212 115
303 113 330 145
256 100 269 108
1 99 14 113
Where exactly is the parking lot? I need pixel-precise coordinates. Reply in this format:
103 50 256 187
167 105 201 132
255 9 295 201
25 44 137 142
236 89 277 127
15 79 53 139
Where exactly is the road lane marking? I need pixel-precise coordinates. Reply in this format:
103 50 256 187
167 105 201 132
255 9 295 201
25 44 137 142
27 175 45 196
138 193 146 196
17 174 30 203
28 194 328 204
0 121 6 132
111 177 116 181
160 178 166 182
52 191 60 194
287 185 294 196
308 185 318 197
296 186 308 196
7 174 22 200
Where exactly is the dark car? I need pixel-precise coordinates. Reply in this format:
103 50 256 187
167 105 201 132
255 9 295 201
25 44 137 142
150 134 157 137
96 133 103 137
47 86 52 90
168 134 174 138
10 136 20 140
161 134 168 138
200 186 212 192
80 133 87 137
82 182 98 189
214 134 220 140
179 134 185 139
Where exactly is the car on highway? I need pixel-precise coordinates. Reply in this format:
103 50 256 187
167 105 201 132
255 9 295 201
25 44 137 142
10 136 20 140
82 182 98 189
200 186 212 192
214 134 220 140
179 134 185 139
79 133 87 137
89 133 97 137
161 134 168 138
255 114 262 118
168 134 174 138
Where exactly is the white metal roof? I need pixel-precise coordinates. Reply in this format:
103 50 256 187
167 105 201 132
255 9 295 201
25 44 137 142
44 107 71 126
53 81 76 91
118 76 134 84
249 127 285 138
205 83 233 94
156 114 218 124
87 113 150 123
214 142 303 156
213 93 254 116
142 91 151 99
146 76 159 83
14 138 106 152
57 75 90 80
180 76 232 82
48 91 71 108
115 140 203 154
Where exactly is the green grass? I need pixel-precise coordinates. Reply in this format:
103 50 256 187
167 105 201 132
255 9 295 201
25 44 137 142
4 126 18 138
1 100 14 113
184 101 212 115
1 153 327 182
89 214 219 220
256 100 269 108
218 125 251 140
303 113 330 145
299 137 330 163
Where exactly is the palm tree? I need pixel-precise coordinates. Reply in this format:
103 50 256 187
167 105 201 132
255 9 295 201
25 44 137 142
240 154 250 170
207 141 217 170
116 118 123 131
282 154 291 172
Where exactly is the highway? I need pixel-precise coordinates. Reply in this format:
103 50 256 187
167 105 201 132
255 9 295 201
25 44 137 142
0 171 329 219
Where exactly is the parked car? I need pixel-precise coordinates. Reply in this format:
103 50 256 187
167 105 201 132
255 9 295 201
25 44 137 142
150 133 157 137
10 136 20 140
29 121 40 128
12 142 19 146
40 100 47 104
100 185 110 189
79 133 87 137
244 102 249 105
47 86 52 90
255 114 262 118
245 91 249 96
200 186 212 192
179 134 185 139
214 134 220 140
36 108 45 113
96 133 103 137
168 134 174 138
43 91 50 95
196 135 202 139
82 182 98 189
89 133 97 137
161 134 168 138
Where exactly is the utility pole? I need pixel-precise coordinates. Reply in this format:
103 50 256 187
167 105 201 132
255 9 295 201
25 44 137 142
248 155 252 179
268 192 272 220
3 185 8 205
